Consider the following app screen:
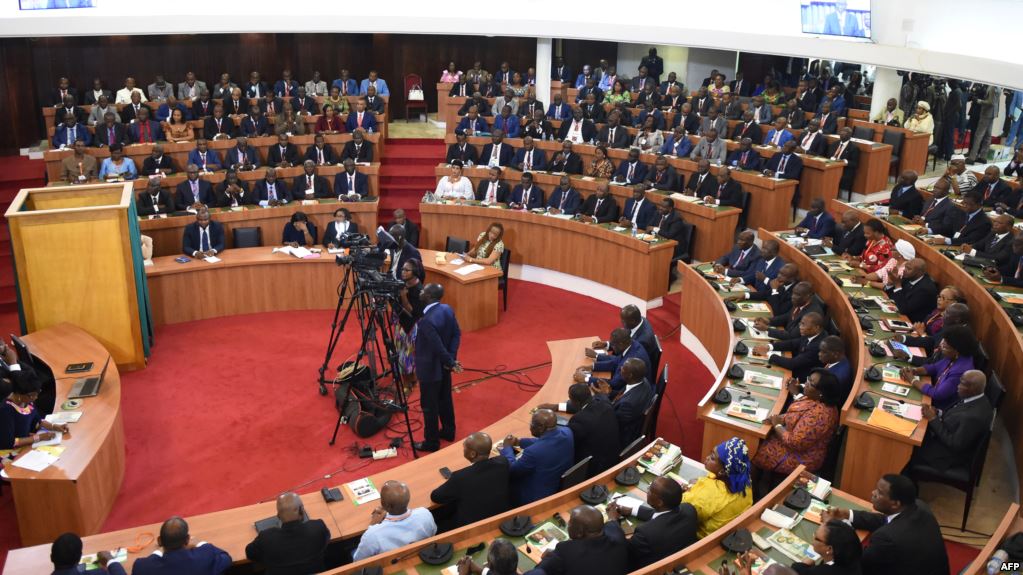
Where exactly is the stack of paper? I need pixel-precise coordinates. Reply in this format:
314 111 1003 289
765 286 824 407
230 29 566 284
342 478 380 506
881 382 912 397
866 407 917 436
272 246 322 259
878 398 923 421
45 412 83 425
32 432 63 448
454 264 485 276
743 370 784 389
726 402 768 423
12 449 59 472
737 302 771 313
638 439 683 476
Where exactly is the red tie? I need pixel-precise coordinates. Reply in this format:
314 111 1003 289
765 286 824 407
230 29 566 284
736 249 746 266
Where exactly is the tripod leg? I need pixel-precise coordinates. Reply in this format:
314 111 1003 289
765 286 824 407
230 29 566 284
318 268 355 395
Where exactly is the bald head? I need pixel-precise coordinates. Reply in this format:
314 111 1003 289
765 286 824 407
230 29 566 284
567 505 605 540
379 480 411 515
463 432 492 462
904 258 927 280
422 283 444 305
531 408 556 432
777 263 800 284
958 369 986 398
276 491 303 522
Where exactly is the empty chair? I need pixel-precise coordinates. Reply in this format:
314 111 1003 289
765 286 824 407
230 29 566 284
882 128 904 179
678 222 695 264
445 236 469 254
233 226 262 248
852 125 875 141
618 435 647 460
641 394 659 445
560 455 591 490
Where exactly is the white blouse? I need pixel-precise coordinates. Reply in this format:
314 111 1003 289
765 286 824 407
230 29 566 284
435 176 474 200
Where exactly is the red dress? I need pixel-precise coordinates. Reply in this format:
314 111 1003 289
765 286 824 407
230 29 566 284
752 399 838 474
860 236 894 273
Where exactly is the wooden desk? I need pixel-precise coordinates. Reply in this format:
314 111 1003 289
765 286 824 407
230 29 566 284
419 203 675 305
138 199 380 258
963 504 1020 574
3 324 125 546
849 119 930 176
144 247 501 331
435 164 739 263
436 82 457 127
1 338 587 574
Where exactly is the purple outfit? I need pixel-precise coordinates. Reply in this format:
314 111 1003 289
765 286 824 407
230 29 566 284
922 355 974 410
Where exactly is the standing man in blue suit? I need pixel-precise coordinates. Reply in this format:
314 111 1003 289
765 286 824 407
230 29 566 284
413 284 461 453
714 230 762 284
795 198 836 239
132 517 232 575
360 70 389 96
502 409 574 505
822 0 864 37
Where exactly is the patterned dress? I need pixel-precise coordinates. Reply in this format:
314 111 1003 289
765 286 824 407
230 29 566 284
752 399 839 474
589 158 615 180
860 236 894 273
473 232 505 270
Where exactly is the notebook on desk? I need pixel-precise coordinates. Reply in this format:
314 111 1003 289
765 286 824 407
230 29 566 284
67 355 111 399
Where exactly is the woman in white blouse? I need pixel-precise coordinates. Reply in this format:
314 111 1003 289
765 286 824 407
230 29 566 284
632 116 664 151
434 160 474 200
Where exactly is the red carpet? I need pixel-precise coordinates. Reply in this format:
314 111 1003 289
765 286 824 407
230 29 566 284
378 138 445 223
0 155 46 312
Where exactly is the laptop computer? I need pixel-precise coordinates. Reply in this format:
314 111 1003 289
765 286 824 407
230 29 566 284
68 355 111 399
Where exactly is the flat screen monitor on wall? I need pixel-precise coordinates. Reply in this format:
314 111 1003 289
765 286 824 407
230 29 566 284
801 0 871 40
19 0 94 9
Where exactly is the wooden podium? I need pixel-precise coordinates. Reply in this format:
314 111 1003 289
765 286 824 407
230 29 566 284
4 183 151 370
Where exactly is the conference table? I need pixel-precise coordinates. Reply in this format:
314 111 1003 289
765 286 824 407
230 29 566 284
138 197 380 258
145 247 502 331
418 202 676 308
1 324 125 546
0 337 591 574
434 164 740 263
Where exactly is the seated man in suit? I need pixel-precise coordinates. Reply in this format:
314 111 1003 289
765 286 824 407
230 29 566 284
671 103 700 135
475 166 510 204
762 140 804 183
589 304 659 364
537 383 620 478
753 312 826 381
60 140 98 183
87 94 119 126
509 172 543 210
322 207 359 247
579 92 607 124
519 88 545 118
223 87 248 117
828 127 861 194
456 106 488 136
547 92 572 121
598 113 630 149
215 171 255 207
721 92 744 121
346 99 378 133
661 125 693 158
822 474 950 575
546 175 582 215
480 130 513 167
698 107 725 137
977 165 1019 210
182 208 225 258
731 111 763 145
690 129 727 164
387 224 422 280
210 73 237 100
908 369 994 473
176 164 214 209
885 258 939 323
187 139 222 173
335 159 369 200
575 77 603 106
285 160 324 200
764 117 794 148
52 112 90 149
613 148 649 185
492 105 521 138
226 137 259 171
50 532 127 575
351 481 435 561
266 133 299 168
728 263 801 317
620 185 657 230
606 476 698 570
574 65 595 90
273 69 299 97
522 109 554 141
132 517 231 575
53 94 86 130
925 192 990 247
331 69 358 97
781 98 808 130
141 145 175 176
576 328 650 394
388 209 419 247
558 108 596 144
457 93 490 116
714 230 761 283
634 101 665 130
244 492 329 575
645 155 680 192
797 119 829 157
749 95 773 124
580 184 619 224
650 198 689 268
429 432 510 530
306 134 338 166
795 198 836 239
501 409 574 505
817 335 853 401
242 104 270 137
593 358 654 446
960 212 1014 268
752 281 824 340
360 70 390 96
912 177 961 238
888 169 923 218
814 102 839 135
446 131 479 165
512 136 547 172
203 105 235 141
94 112 128 148
704 167 743 208
549 140 584 175
491 88 519 116
827 209 867 257
243 71 268 99
456 539 519 575
729 239 784 291
137 179 172 216
727 138 762 172
341 130 374 163
525 505 628 575
255 168 292 206
120 92 146 125
51 76 77 106
292 86 320 116
147 75 174 102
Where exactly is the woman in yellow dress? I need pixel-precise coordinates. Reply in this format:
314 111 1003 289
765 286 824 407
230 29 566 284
162 108 193 143
682 437 754 538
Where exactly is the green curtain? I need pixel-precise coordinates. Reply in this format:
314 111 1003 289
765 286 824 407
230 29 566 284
125 196 153 357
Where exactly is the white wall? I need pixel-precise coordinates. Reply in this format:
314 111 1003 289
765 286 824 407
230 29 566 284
685 49 738 93
2 0 1023 89
616 43 689 85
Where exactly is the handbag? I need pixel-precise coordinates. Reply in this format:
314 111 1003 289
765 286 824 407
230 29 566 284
408 85 424 101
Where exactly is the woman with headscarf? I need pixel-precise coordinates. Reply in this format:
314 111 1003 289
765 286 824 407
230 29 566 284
682 437 753 537
900 325 978 410
859 237 914 289
904 100 935 144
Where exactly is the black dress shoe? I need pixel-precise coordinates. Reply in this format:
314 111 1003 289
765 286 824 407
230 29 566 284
440 431 456 442
414 441 440 452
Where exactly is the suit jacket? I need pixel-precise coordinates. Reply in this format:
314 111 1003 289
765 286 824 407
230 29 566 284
616 505 698 570
785 108 808 130
244 81 269 99
547 102 572 121
141 155 175 176
763 152 803 180
331 78 358 96
852 504 950 575
749 281 797 316
690 95 713 116
359 78 390 96
672 112 701 134
414 300 459 383
83 88 113 105
512 147 547 171
575 85 604 104
291 174 330 199
814 112 839 135
552 65 573 82
52 124 90 148
698 115 726 136
93 123 128 147
254 179 292 204
132 543 232 575
921 197 961 237
598 125 630 149
913 396 993 471
244 518 330 575
182 221 225 256
833 222 866 256
203 116 236 139
272 80 299 98
614 160 649 185
510 185 544 210
445 143 478 165
706 179 743 208
292 96 320 115
527 522 628 575
457 97 490 116
768 300 825 340
305 144 338 166
654 211 688 259
580 194 619 223
769 333 825 381
971 230 1014 267
175 179 214 209
566 396 620 476
592 344 651 393
797 130 829 157
685 171 717 197
646 167 680 192
136 190 173 216
474 179 511 204
978 179 1018 208
557 119 597 143
717 244 762 284
731 121 763 145
886 275 940 323
546 187 582 214
611 380 654 446
225 145 259 170
53 105 87 129
479 142 513 167
241 116 270 137
826 357 854 401
580 102 607 123
454 116 487 135
492 114 522 138
430 456 511 528
266 144 299 167
827 139 861 190
322 221 359 246
948 210 992 246
177 80 208 101
502 426 574 505
797 211 836 239
726 148 762 171
211 83 238 100
345 111 378 133
888 183 924 218
390 219 420 247
223 98 248 116
331 171 367 199
258 97 285 117
750 105 773 124
635 109 666 130
192 99 216 118
519 99 545 117
127 120 163 144
690 137 727 164
365 96 384 113
214 181 255 207
341 141 373 163
622 198 658 229
745 256 786 293
120 103 147 124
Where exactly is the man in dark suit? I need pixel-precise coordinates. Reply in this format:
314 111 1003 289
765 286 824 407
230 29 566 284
176 165 215 209
547 93 572 121
829 210 867 257
575 77 604 105
214 172 254 207
909 369 994 472
549 141 583 175
551 57 572 82
651 198 689 264
589 305 659 365
596 358 654 446
613 149 649 185
51 77 78 106
639 157 678 193
243 71 268 99
254 168 292 206
538 384 620 478
509 172 544 210
671 103 700 134
598 114 630 149
241 105 270 137
292 160 330 200
305 134 338 166
819 335 853 399
475 167 510 204
132 517 231 575
446 132 479 165
730 263 801 317
577 328 650 394
387 226 422 281
244 492 329 575
182 208 225 258
659 72 683 96
364 86 385 114
960 212 1014 268
888 170 923 218
922 191 988 247
714 230 761 283
53 95 86 130
192 91 216 119
457 94 489 117
524 505 627 575
762 140 804 180
291 87 320 116
257 93 284 118
730 239 784 291
389 209 419 247
753 281 824 340
913 177 961 237
580 93 607 124
141 145 175 176
795 198 836 239
580 184 619 224
558 108 596 144
726 138 762 171
413 284 461 452
93 113 128 148
606 477 698 570
797 120 829 157
731 111 763 145
755 312 826 381
203 106 235 141
223 88 248 117
704 168 743 208
332 159 368 199
502 409 574 505
885 258 939 323
684 160 716 197
828 127 861 193
430 432 510 530
545 175 582 215
689 86 713 116
620 185 657 230
975 165 1017 210
340 131 374 163
345 99 378 133
266 134 299 168
137 180 173 216
822 474 950 575
512 137 547 172
480 130 513 167
225 137 258 171
814 102 839 135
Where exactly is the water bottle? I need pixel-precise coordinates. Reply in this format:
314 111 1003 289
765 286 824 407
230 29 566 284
987 550 1008 575
631 223 638 238
874 204 883 218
